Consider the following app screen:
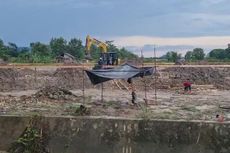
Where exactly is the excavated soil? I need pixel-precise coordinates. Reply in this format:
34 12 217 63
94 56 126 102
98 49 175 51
34 86 79 100
0 66 230 91
158 67 230 89
0 66 230 121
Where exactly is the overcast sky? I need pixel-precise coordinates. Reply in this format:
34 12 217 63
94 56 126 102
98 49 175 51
1 0 230 56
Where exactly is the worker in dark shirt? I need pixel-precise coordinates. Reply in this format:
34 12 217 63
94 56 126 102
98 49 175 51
127 78 137 104
183 79 192 94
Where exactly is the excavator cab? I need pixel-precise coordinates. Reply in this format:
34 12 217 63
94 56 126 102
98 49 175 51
100 52 118 65
85 35 119 69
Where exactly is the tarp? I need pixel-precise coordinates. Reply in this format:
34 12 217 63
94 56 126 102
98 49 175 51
85 63 154 85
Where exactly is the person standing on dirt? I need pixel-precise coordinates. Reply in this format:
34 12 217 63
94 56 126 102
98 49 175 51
183 79 192 93
127 78 137 104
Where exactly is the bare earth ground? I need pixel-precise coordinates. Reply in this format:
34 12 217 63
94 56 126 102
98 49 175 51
0 87 229 121
0 65 230 121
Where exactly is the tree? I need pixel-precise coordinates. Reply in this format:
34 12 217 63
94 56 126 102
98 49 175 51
106 41 137 60
30 42 52 63
17 47 31 62
225 48 230 59
30 42 51 56
185 51 193 61
106 41 119 53
192 48 205 60
118 47 137 60
8 42 18 57
165 51 181 62
209 49 225 59
50 37 67 56
90 45 101 60
68 38 84 60
0 39 10 61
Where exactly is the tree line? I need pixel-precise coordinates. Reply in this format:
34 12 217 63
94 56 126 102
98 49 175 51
0 37 137 63
164 47 230 62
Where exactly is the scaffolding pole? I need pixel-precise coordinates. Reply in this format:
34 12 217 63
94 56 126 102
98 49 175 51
101 82 104 103
141 49 147 104
154 45 157 104
82 60 85 105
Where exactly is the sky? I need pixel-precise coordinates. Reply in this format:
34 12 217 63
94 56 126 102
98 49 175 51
0 0 230 56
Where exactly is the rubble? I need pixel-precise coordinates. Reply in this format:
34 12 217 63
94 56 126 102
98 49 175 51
34 86 78 100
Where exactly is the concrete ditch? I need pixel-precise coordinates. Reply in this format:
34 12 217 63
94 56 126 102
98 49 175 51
0 115 230 153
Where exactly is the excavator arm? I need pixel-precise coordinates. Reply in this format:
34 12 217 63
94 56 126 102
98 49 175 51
85 35 119 68
85 35 108 58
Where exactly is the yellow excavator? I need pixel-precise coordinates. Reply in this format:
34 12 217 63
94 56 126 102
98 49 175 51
85 35 118 68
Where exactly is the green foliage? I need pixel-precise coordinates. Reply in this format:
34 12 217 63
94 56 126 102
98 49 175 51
224 47 230 59
106 41 119 53
8 116 49 153
209 49 225 59
192 48 205 60
31 54 53 63
185 51 193 61
30 42 52 63
8 42 18 57
30 42 51 56
118 47 138 60
50 37 67 56
15 48 31 63
166 51 181 62
90 45 101 60
0 39 10 61
0 37 135 63
184 48 205 61
88 40 137 61
67 38 85 60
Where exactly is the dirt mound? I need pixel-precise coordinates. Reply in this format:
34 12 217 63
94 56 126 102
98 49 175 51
158 67 230 90
53 68 92 89
0 66 229 92
34 86 79 100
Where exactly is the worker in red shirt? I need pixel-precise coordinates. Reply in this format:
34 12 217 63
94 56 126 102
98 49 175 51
183 79 192 94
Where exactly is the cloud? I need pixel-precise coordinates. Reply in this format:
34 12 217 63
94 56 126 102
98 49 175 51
201 0 226 5
124 45 196 57
1 0 230 47
109 35 230 57
0 0 114 8
112 36 230 47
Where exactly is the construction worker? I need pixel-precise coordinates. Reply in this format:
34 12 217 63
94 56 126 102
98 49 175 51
98 57 103 65
216 114 224 122
127 78 137 104
183 79 192 94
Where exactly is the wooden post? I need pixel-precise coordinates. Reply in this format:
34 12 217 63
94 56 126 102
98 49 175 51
141 49 148 104
154 45 157 104
82 60 85 105
34 67 37 89
101 83 104 103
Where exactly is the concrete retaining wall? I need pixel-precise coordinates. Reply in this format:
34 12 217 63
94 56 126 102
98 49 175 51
0 116 230 153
